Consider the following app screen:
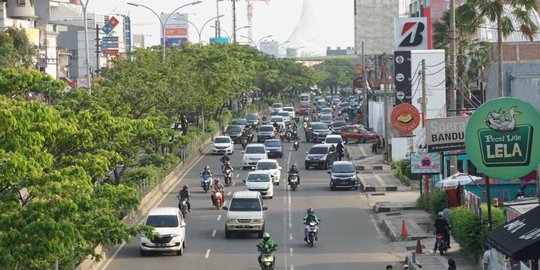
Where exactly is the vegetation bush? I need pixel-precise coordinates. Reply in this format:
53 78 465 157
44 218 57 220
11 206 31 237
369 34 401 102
122 165 161 189
139 153 180 171
416 195 427 210
428 189 447 218
392 159 422 186
448 205 505 258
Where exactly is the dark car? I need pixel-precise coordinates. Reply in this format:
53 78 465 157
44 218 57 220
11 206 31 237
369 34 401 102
306 122 331 143
330 120 347 134
225 125 245 143
304 144 336 170
340 125 376 143
328 161 359 190
257 125 275 143
264 139 283 158
246 113 259 126
230 118 248 127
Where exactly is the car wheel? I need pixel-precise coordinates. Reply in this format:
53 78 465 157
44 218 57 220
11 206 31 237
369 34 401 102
324 161 329 170
355 186 359 190
176 245 184 256
225 228 231 238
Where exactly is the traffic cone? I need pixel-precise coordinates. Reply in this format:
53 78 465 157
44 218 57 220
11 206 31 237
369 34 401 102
401 219 409 237
416 238 423 254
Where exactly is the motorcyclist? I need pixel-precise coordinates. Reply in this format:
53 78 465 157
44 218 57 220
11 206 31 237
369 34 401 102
433 212 451 251
303 208 320 242
288 163 300 185
178 185 192 212
257 232 277 266
273 121 279 132
336 141 345 161
220 154 231 172
201 165 213 178
210 178 225 206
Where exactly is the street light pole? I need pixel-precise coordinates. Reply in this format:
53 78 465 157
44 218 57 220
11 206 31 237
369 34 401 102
80 0 91 88
188 15 224 43
128 1 202 62
256 34 272 48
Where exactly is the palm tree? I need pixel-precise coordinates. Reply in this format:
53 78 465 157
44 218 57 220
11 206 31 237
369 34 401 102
461 0 538 98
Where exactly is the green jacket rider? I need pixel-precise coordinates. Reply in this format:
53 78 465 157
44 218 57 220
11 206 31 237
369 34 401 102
257 232 277 265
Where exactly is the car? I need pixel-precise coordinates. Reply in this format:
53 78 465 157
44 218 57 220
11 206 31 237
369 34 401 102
270 116 286 131
271 103 283 114
246 113 259 126
315 100 327 111
319 114 333 125
283 106 296 118
340 125 376 144
244 171 274 199
140 207 186 256
332 97 341 106
324 134 344 147
320 107 333 115
277 111 291 125
297 103 311 115
330 120 347 134
230 118 248 127
264 139 283 158
328 161 359 190
223 191 267 238
256 159 282 185
257 125 276 142
339 102 351 114
304 144 336 170
224 125 245 143
306 122 331 143
212 136 234 154
242 143 268 169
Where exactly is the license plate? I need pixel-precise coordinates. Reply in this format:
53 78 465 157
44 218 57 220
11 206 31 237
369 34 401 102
237 225 252 228
340 181 348 185
157 243 167 247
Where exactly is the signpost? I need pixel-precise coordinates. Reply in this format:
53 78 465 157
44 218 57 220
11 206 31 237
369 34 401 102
390 103 420 134
426 117 468 152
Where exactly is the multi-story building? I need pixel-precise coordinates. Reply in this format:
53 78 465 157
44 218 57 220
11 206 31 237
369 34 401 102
259 40 279 57
326 47 355 56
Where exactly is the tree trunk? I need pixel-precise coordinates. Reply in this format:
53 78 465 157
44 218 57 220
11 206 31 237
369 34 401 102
497 15 504 97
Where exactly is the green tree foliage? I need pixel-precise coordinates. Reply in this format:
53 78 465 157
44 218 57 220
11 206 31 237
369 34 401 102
428 190 447 218
312 59 356 91
0 67 66 100
0 27 38 69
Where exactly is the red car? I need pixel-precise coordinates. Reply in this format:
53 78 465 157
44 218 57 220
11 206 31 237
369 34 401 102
297 102 312 115
340 125 376 143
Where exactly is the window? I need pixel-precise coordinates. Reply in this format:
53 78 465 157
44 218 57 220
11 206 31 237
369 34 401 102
257 162 277 170
247 173 270 182
264 140 281 147
146 215 179 228
309 147 328 155
214 137 231 143
332 164 355 173
17 0 26 6
246 146 265 154
259 126 273 132
229 198 262 211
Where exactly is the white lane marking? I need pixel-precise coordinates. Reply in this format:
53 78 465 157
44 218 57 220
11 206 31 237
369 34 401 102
359 145 367 156
217 214 222 221
99 146 209 270
289 247 294 256
232 181 236 186
205 249 211 259
212 230 217 238
370 214 382 236
236 173 240 178
223 201 227 206
227 191 232 196
289 233 293 241
291 265 295 270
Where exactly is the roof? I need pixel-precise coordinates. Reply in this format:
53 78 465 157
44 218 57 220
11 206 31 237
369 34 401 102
148 207 178 216
486 206 540 260
245 143 265 148
478 5 540 43
248 170 272 175
232 191 261 199
311 144 331 148
333 161 354 166
325 134 343 138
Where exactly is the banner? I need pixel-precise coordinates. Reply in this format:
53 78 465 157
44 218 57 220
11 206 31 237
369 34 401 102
411 152 440 174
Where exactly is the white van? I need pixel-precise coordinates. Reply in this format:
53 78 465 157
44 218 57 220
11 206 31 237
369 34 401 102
223 191 267 238
242 143 268 169
140 207 186 256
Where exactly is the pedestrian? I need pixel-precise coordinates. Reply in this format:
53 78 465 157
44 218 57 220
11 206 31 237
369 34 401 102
448 258 457 270
482 244 491 270
372 136 379 153
385 265 393 270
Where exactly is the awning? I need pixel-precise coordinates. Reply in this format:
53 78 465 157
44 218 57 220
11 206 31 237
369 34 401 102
486 206 540 260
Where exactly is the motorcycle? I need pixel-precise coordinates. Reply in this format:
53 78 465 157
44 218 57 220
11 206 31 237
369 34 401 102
303 115 309 122
435 234 448 255
285 131 292 142
303 122 308 129
241 137 248 149
224 168 233 186
258 246 276 270
212 190 224 210
306 220 319 247
201 174 211 193
177 195 189 218
293 140 300 151
288 173 299 191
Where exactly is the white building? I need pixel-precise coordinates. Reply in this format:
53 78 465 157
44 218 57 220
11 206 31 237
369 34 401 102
259 41 279 57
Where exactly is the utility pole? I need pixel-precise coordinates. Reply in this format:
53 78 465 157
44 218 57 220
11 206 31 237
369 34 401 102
382 54 389 162
215 0 221 38
421 59 430 204
232 0 237 42
362 41 368 127
95 24 100 76
81 0 91 88
449 0 458 175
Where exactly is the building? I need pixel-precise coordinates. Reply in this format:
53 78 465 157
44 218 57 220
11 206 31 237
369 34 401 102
409 0 466 23
326 47 355 56
133 34 145 49
354 0 410 55
259 40 279 57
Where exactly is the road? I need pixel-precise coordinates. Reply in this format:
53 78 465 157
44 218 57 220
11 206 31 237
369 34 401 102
103 133 398 270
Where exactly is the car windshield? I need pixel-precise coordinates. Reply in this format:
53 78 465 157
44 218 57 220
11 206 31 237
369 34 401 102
272 104 282 109
360 127 370 133
145 215 179 228
300 96 309 101
247 173 271 182
259 126 273 132
332 122 347 128
246 115 257 121
246 146 265 154
278 112 289 117
214 137 231 143
320 115 332 121
317 101 326 105
229 198 262 211
321 108 332 113
227 126 242 133
283 108 293 112
312 123 328 130
340 102 350 107
309 147 328 154
326 137 342 144
231 119 247 125
265 140 281 147
332 164 356 173
257 162 277 170
271 117 283 123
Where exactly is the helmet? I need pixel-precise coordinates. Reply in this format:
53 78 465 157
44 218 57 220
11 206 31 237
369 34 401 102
438 212 443 218
183 185 189 190
263 232 270 241
292 163 297 169
214 178 220 182
307 208 314 215
205 165 210 170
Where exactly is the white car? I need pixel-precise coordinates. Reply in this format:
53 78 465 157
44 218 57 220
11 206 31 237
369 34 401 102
271 103 283 114
283 106 296 118
270 116 286 131
277 111 291 125
324 134 344 147
244 170 274 199
140 207 186 256
256 159 282 185
320 113 333 124
212 136 234 155
224 191 267 238
242 143 268 169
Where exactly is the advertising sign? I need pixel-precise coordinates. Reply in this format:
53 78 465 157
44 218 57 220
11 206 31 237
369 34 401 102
465 98 540 179
426 117 468 152
394 51 412 104
161 13 189 39
391 103 421 134
161 37 188 47
209 37 229 44
101 36 119 49
394 17 428 51
411 152 441 174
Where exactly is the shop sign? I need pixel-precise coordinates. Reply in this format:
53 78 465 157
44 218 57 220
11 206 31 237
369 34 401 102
390 103 420 134
411 152 440 174
426 117 468 152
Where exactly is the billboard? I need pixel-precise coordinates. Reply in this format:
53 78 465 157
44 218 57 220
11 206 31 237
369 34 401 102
162 37 188 47
160 13 189 44
411 152 441 174
394 17 428 51
394 50 412 104
426 117 468 152
209 37 229 44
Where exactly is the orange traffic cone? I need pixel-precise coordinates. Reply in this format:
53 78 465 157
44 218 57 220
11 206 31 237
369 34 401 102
416 238 423 254
401 219 409 237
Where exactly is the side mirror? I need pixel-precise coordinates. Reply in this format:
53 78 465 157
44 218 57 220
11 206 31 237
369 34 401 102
279 167 282 170
180 221 186 227
242 179 246 183
222 206 228 210
327 171 331 174
305 152 309 154
241 151 245 153
263 206 268 211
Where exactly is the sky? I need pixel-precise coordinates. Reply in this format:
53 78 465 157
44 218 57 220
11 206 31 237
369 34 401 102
86 0 354 55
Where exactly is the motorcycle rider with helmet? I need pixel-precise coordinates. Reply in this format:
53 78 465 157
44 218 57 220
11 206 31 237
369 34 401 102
178 185 192 212
434 211 451 251
210 178 225 206
220 153 231 172
288 163 300 185
201 165 213 178
336 141 345 161
303 208 320 242
257 232 277 267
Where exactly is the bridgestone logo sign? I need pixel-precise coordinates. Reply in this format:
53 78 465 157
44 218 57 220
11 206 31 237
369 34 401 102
426 117 469 152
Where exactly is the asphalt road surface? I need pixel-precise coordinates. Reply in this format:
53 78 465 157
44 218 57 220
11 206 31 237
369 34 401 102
103 132 397 270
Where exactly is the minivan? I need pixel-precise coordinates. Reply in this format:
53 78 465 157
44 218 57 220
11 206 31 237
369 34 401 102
271 103 283 114
140 207 186 256
305 144 336 170
223 191 267 238
242 143 268 169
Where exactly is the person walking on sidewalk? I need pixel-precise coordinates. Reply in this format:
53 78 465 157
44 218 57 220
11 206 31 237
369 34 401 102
482 244 491 270
372 136 380 153
448 258 457 270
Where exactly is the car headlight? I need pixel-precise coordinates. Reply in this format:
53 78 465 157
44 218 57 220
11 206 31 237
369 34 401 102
252 218 263 223
171 232 182 238
226 219 236 223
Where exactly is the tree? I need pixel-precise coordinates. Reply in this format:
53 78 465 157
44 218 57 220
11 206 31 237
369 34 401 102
0 27 38 69
460 0 538 97
312 59 355 92
0 67 66 101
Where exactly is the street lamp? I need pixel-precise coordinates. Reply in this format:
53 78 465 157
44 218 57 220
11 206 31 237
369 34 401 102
182 15 224 43
212 24 247 42
127 1 202 62
239 35 256 46
256 35 272 48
